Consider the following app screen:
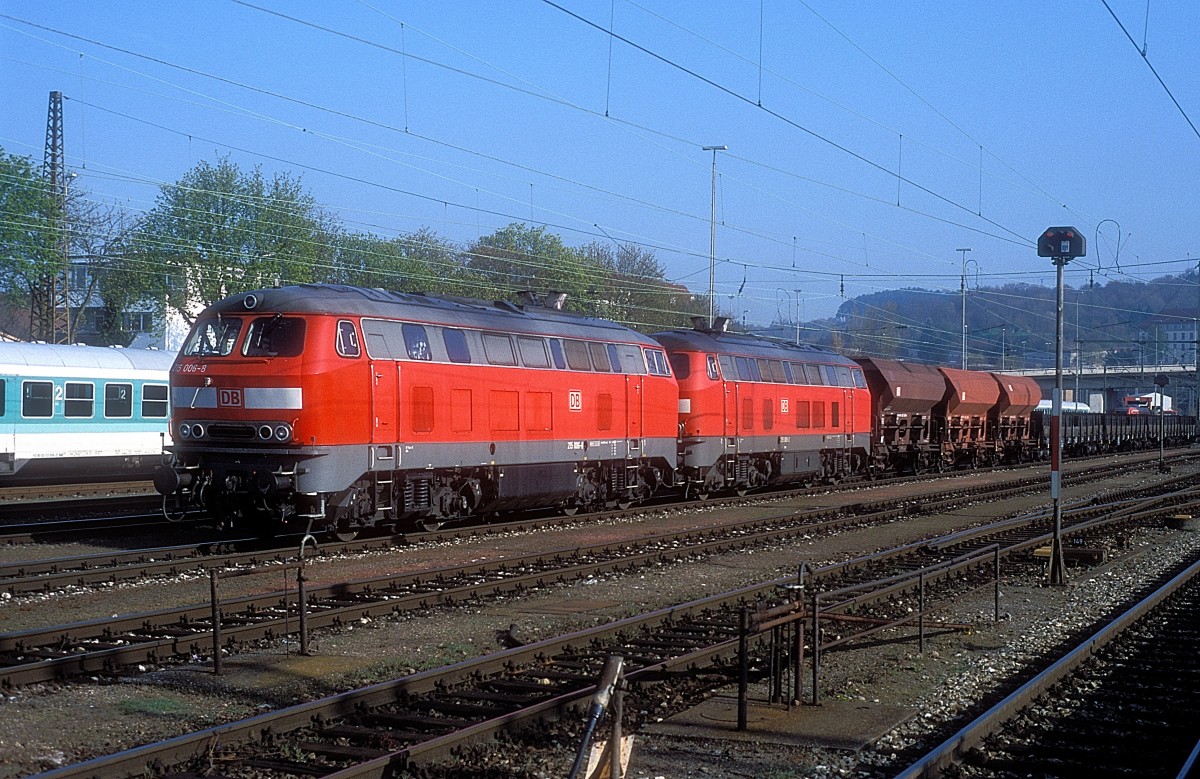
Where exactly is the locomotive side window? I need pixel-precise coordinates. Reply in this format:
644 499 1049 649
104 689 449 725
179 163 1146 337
563 339 591 371
184 317 243 357
836 366 853 387
606 344 622 372
803 364 824 385
782 362 794 384
707 354 720 380
65 382 94 418
735 357 751 381
821 365 839 386
588 342 612 372
768 360 787 383
645 348 671 376
667 352 690 379
718 355 736 380
444 328 472 363
402 324 432 361
517 336 550 368
22 381 53 417
483 333 517 366
852 368 867 389
336 320 361 358
548 339 566 369
105 383 133 418
142 384 170 418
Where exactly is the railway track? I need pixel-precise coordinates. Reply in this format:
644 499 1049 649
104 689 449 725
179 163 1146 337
4 462 1197 692
893 555 1200 779
0 453 1184 596
27 475 1200 778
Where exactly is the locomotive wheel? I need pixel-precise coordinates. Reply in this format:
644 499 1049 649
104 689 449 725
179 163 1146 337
333 521 359 542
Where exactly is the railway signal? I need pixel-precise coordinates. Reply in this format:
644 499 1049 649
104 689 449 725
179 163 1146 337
1042 226 1086 586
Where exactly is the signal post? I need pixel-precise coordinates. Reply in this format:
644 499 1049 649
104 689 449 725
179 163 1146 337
1038 227 1086 585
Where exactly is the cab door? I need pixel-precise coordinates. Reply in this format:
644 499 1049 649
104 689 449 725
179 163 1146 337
371 361 398 443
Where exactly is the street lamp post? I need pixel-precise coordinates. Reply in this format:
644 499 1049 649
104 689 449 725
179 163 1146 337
703 145 727 328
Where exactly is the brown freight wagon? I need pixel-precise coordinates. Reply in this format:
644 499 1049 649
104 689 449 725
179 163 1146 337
853 358 946 474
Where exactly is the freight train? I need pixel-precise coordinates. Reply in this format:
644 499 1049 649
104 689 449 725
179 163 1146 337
150 284 1193 537
0 342 175 484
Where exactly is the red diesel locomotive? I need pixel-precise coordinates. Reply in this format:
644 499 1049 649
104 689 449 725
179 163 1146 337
654 321 872 495
154 285 679 536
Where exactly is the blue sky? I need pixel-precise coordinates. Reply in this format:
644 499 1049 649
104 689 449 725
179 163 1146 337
2 1 1198 326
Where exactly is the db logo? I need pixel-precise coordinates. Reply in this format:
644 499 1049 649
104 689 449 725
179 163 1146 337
568 390 583 412
218 388 243 408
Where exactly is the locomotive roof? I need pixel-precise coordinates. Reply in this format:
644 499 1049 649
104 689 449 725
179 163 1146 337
202 284 660 344
0 341 177 373
652 327 857 365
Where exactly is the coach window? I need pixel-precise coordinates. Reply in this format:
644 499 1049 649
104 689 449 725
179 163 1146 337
0 380 5 416
402 324 433 361
707 354 720 380
142 384 170 418
444 328 472 363
105 383 133 418
65 382 94 418
22 381 53 417
549 339 566 369
517 336 550 368
336 320 361 358
483 332 517 365
589 342 612 372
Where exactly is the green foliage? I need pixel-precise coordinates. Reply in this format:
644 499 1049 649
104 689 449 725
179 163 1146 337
121 156 336 325
0 146 59 297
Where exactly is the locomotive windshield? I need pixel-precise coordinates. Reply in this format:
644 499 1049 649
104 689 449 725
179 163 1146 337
243 316 306 357
183 317 244 357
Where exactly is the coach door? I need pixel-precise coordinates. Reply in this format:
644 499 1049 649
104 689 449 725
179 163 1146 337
371 360 399 443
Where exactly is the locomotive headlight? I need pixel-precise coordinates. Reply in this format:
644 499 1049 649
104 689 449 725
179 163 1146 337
179 424 191 438
191 423 205 439
274 424 292 442
257 425 274 440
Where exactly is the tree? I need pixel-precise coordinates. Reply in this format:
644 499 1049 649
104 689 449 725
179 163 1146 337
579 240 703 331
332 227 474 295
462 223 596 305
122 157 337 326
0 146 59 338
